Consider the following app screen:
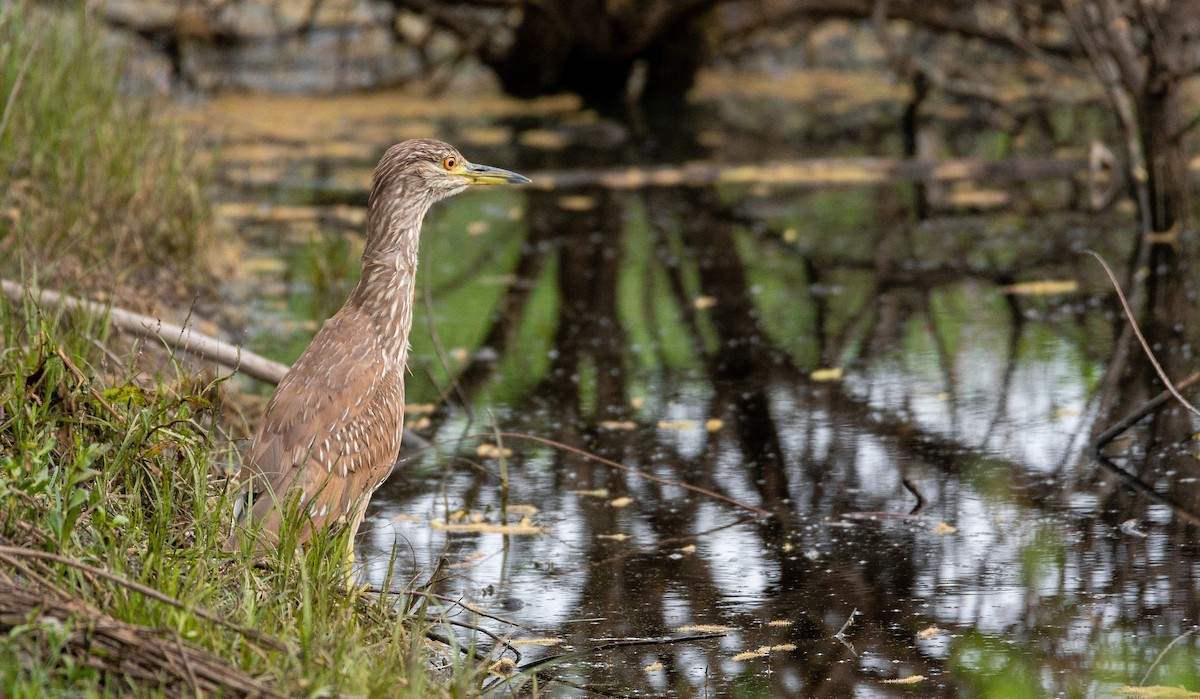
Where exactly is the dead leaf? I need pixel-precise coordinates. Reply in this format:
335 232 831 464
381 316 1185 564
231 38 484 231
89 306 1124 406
678 544 697 554
512 637 561 647
476 443 513 459
430 517 543 535
597 533 628 541
732 650 767 661
770 643 796 651
644 662 663 672
882 675 925 685
916 626 941 640
506 504 539 516
609 496 633 508
1117 687 1200 697
1001 280 1079 295
705 418 724 432
810 367 843 382
932 522 957 535
556 194 595 211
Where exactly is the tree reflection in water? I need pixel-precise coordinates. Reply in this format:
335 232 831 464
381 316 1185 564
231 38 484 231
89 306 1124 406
327 157 1200 696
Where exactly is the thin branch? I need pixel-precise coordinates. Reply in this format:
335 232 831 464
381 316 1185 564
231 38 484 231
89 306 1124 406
1086 251 1200 419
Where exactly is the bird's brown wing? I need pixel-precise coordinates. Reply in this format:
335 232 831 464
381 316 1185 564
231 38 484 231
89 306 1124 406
230 305 404 546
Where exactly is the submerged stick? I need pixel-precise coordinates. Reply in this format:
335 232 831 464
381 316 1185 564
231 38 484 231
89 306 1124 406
1 279 290 384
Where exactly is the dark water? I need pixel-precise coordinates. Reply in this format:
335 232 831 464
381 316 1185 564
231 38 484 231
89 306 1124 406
212 87 1200 697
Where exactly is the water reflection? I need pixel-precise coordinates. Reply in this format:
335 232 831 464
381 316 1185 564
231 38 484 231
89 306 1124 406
216 102 1200 696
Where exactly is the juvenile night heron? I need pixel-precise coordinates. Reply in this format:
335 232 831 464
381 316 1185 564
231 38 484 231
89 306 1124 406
227 139 529 551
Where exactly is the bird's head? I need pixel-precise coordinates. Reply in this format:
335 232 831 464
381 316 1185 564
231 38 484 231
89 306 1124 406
371 138 530 206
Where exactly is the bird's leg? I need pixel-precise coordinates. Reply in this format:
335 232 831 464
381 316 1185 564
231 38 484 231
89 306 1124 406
341 498 371 590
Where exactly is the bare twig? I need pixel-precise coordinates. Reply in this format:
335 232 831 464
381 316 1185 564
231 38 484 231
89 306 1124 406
56 347 127 424
1086 251 1200 420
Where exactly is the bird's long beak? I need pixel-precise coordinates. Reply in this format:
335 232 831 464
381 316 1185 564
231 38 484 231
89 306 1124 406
462 161 531 186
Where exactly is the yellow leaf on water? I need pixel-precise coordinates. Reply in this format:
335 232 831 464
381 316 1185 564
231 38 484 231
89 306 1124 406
693 295 718 310
644 662 663 672
705 418 724 432
882 675 925 685
932 522 957 535
597 533 628 541
511 637 561 646
475 443 513 459
810 367 844 382
1117 686 1200 697
1001 280 1079 295
430 518 543 535
609 496 633 508
658 419 697 430
556 194 595 211
677 624 731 633
916 626 941 640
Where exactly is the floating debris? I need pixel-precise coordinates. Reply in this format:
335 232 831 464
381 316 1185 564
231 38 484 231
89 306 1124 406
476 443 513 459
767 619 792 628
657 419 697 430
705 418 724 432
1001 280 1079 295
932 522 957 535
732 650 767 662
1117 687 1200 697
609 496 633 508
556 194 595 211
505 504 539 516
599 420 637 430
430 517 543 535
511 637 561 647
597 533 628 541
916 626 941 640
489 657 518 677
644 661 663 673
810 367 844 382
770 643 796 652
678 544 697 554
882 675 925 685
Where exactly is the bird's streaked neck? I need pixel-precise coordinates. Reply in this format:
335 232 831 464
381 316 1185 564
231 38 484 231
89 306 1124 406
349 180 437 366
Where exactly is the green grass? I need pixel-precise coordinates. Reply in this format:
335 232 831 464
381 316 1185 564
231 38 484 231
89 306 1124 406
0 1 209 294
0 4 496 696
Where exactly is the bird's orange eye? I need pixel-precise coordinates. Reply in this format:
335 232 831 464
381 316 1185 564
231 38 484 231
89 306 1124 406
442 156 457 170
